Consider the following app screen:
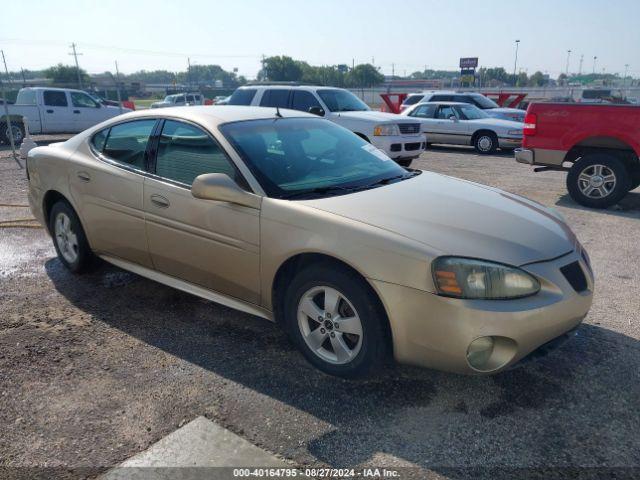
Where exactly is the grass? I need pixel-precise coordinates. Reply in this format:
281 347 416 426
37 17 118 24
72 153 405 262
131 98 159 109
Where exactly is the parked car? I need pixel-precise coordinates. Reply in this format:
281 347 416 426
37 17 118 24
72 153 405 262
27 106 593 378
228 85 425 167
0 87 132 145
402 101 523 153
401 91 525 122
516 103 640 208
213 95 230 105
150 93 205 109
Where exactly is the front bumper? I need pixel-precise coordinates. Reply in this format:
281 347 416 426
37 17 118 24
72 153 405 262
370 250 593 374
371 135 426 160
515 148 534 165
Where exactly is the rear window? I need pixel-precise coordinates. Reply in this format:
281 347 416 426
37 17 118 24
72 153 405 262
260 89 291 108
228 89 257 105
403 94 424 106
43 91 68 107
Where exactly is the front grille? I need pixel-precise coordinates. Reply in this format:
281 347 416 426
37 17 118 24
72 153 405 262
398 123 421 135
560 261 588 292
390 143 401 152
404 142 421 151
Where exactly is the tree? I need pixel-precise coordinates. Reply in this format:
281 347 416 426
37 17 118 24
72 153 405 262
345 64 384 88
44 63 90 86
558 73 568 85
258 56 303 82
528 71 547 87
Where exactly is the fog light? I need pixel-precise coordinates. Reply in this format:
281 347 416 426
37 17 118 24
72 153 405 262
467 336 495 370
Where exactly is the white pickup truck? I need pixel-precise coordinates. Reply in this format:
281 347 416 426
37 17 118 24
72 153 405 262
227 85 426 167
1 87 131 144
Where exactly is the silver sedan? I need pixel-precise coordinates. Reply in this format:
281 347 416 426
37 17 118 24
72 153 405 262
402 101 523 154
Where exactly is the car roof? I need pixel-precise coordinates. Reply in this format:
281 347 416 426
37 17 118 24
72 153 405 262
105 105 315 127
414 101 468 106
237 85 346 92
21 86 87 94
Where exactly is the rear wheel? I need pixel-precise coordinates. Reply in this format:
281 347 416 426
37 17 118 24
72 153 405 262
49 201 95 273
1 122 25 145
283 264 388 378
473 132 498 154
566 154 631 208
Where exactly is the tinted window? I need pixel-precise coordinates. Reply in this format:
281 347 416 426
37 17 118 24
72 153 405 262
317 89 369 112
291 91 322 113
436 106 456 119
410 104 436 118
43 91 68 107
71 92 99 108
220 118 408 199
156 120 241 186
454 104 489 120
186 95 195 103
470 94 499 109
260 89 291 108
91 128 109 152
228 88 257 105
430 95 453 102
102 120 156 169
403 94 424 106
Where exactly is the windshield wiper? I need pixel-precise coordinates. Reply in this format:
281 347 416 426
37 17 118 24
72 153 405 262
280 185 361 200
362 170 421 189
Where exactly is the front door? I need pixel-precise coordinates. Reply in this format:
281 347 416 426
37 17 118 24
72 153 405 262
434 105 467 145
69 91 109 130
143 119 261 304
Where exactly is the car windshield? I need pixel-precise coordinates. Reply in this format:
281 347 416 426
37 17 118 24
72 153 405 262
164 95 180 103
220 118 414 199
455 104 489 120
317 89 370 112
471 94 500 109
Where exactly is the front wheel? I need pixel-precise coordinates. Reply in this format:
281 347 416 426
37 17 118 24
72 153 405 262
283 265 388 378
473 132 498 154
1 122 25 145
566 154 631 208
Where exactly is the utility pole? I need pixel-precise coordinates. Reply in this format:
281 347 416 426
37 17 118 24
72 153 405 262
114 61 123 114
1 50 20 167
513 39 520 80
579 54 584 75
69 43 83 89
187 57 192 89
20 68 26 87
623 64 630 90
391 63 395 78
565 49 572 76
352 58 355 70
593 56 597 74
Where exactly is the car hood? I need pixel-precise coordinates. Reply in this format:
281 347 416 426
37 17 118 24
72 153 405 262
301 172 575 266
467 117 523 130
334 110 419 124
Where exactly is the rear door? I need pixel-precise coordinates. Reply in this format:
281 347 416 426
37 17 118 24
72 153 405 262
41 90 74 132
143 119 261 303
259 89 292 109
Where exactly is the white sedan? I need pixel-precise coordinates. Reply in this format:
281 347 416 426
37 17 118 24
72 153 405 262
401 101 523 154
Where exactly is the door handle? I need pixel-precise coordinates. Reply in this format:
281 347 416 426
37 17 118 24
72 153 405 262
46 109 54 114
150 194 170 208
73 110 81 114
76 171 91 182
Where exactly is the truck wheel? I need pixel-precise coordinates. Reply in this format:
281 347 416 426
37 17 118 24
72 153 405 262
567 154 631 208
1 122 25 145
473 132 498 154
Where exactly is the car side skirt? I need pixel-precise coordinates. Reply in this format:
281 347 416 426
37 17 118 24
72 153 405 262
99 254 274 321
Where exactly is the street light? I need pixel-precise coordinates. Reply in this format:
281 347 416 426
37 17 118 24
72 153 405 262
513 40 520 84
623 64 630 88
593 56 597 74
566 49 572 75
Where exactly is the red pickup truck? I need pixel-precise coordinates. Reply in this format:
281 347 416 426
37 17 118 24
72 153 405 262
515 103 640 208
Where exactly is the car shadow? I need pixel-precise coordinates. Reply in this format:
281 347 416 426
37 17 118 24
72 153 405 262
425 144 515 158
45 259 640 477
556 191 640 218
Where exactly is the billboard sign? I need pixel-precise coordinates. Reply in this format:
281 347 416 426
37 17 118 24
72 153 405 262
459 57 479 69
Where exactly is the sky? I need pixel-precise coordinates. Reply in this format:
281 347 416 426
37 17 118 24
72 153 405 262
1 0 638 79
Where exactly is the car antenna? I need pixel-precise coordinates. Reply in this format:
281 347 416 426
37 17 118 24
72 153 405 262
275 106 283 118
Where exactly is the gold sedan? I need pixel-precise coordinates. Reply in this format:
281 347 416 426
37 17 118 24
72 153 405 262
27 106 593 377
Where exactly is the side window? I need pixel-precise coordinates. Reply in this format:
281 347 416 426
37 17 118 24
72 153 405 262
453 95 471 104
43 91 68 107
91 128 109 152
431 95 452 102
403 95 424 106
102 119 157 170
436 106 456 119
228 88 257 105
175 95 185 104
186 95 195 103
411 104 436 118
71 92 99 108
291 91 323 113
155 120 242 187
260 89 290 108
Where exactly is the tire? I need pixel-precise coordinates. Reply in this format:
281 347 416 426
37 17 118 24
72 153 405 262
49 201 95 273
396 158 413 168
473 131 498 154
566 154 631 208
1 121 25 145
283 264 388 378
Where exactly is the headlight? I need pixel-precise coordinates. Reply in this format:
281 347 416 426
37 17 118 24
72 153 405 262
373 124 399 136
507 129 523 136
432 257 540 300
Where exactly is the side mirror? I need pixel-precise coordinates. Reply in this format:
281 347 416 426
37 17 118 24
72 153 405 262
191 173 261 209
449 115 458 122
308 106 325 116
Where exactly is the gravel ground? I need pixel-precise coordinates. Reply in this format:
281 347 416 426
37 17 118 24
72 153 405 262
1 138 639 479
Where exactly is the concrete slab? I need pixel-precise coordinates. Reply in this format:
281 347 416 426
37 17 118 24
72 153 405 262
103 416 285 479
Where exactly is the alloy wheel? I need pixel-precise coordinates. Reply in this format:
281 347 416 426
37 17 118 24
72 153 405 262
477 135 493 152
578 164 617 198
54 212 79 264
297 286 363 365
